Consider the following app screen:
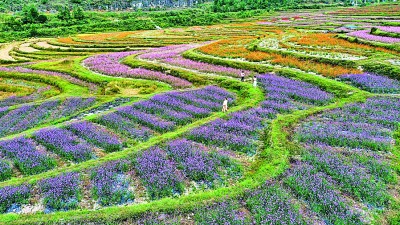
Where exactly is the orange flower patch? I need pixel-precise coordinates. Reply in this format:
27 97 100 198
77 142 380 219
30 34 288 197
270 54 362 77
57 37 82 45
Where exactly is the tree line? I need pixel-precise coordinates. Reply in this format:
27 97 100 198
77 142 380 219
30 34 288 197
0 0 211 12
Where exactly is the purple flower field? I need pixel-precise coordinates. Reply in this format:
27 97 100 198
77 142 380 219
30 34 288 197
0 160 12 181
68 121 124 153
96 112 153 141
83 51 192 88
108 86 235 133
0 86 52 107
90 161 134 206
0 97 96 138
138 44 253 77
348 30 400 43
38 172 81 212
340 73 400 93
375 26 400 33
0 184 31 213
135 147 184 199
289 97 399 222
188 73 333 155
34 128 94 162
0 67 97 92
0 137 56 176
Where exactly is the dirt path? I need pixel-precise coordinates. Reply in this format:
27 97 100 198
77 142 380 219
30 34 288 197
0 42 18 61
36 41 69 50
19 43 39 53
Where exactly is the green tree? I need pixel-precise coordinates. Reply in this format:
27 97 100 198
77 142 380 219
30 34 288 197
72 6 85 20
57 5 71 21
21 4 39 24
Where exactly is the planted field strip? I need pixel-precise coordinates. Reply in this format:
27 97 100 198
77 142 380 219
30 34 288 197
284 96 400 223
0 97 95 138
1 8 400 223
0 137 242 213
105 86 235 134
188 73 334 156
340 73 400 93
0 86 236 180
138 44 254 78
0 67 98 92
83 51 192 88
348 29 400 43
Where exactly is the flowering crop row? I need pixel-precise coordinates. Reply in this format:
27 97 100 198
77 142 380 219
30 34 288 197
188 74 333 155
284 164 363 224
0 86 52 108
0 137 56 176
340 73 400 93
34 128 94 163
83 51 192 88
109 86 234 133
348 30 400 43
135 138 241 200
303 146 389 207
0 184 30 213
288 96 399 223
139 44 253 78
0 67 97 91
38 172 81 212
0 97 96 138
68 121 124 153
0 160 12 182
296 97 400 151
95 112 153 141
90 161 134 206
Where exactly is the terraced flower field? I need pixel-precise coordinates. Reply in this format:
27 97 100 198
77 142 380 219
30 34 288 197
0 3 399 225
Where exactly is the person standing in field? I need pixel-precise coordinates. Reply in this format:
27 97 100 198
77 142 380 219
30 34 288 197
222 98 228 112
252 76 257 87
240 71 245 82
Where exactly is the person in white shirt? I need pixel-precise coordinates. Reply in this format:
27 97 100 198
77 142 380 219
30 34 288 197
222 98 228 112
252 76 257 87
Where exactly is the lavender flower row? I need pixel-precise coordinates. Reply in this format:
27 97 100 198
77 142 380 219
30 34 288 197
134 147 183 200
303 146 389 207
0 160 12 181
68 121 124 153
0 105 35 137
0 97 96 138
340 73 400 93
284 164 363 224
34 128 94 163
258 74 334 106
83 51 192 88
90 161 134 206
95 112 152 141
0 86 52 107
0 137 56 176
0 67 97 91
38 172 81 212
296 121 393 151
166 139 241 186
139 44 252 77
348 30 400 43
0 184 31 213
246 184 307 225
